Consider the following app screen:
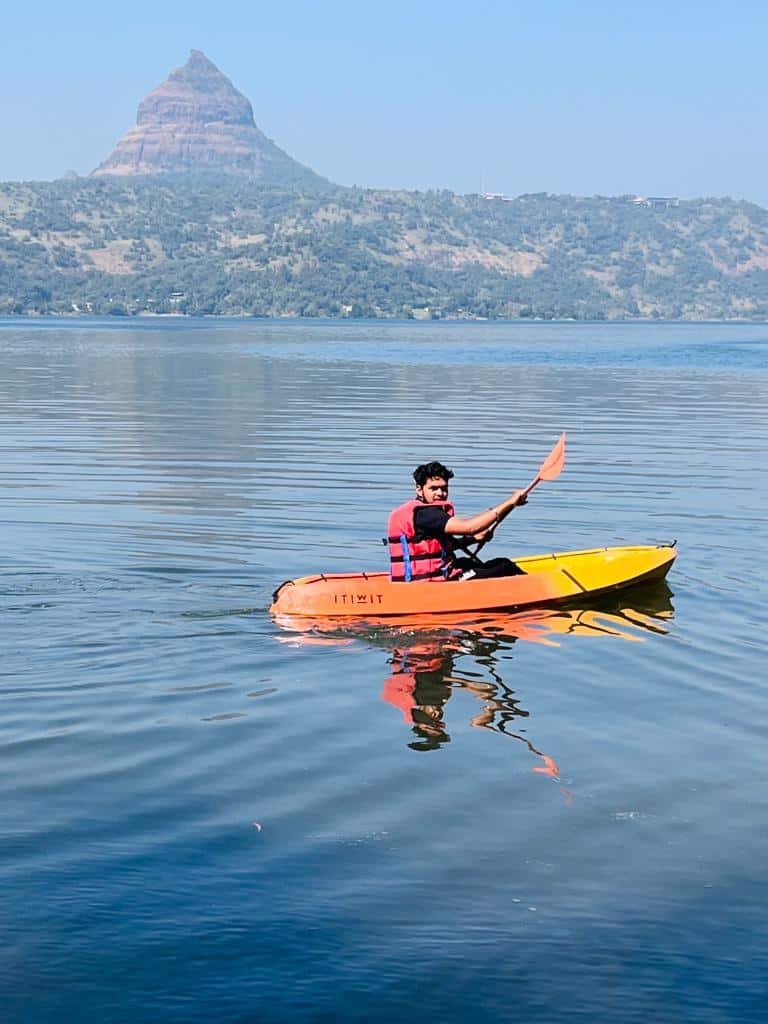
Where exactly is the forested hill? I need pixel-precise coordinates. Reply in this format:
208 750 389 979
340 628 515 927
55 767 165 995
3 178 768 320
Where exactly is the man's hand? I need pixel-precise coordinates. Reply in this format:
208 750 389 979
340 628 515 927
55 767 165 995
473 527 495 543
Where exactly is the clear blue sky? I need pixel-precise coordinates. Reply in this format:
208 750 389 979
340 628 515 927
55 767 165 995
2 0 767 204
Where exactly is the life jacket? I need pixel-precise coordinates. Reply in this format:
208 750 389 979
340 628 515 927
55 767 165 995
387 499 455 582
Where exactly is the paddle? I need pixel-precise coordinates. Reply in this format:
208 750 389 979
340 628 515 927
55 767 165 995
521 431 566 498
465 432 566 561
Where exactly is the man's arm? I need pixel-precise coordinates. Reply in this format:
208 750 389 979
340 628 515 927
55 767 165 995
444 489 528 538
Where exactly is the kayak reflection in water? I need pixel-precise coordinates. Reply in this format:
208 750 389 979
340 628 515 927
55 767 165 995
387 460 529 583
275 584 674 776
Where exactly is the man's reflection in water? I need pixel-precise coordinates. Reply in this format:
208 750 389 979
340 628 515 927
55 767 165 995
381 632 556 767
382 643 458 751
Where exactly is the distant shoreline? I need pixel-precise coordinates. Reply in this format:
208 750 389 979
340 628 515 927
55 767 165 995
3 313 768 326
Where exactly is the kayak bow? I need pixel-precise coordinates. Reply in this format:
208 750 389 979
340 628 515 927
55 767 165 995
270 543 677 619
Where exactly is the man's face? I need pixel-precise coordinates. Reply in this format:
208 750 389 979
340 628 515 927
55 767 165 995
416 476 449 504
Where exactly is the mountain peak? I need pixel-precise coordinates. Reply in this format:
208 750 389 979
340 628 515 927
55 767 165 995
183 49 219 72
92 51 326 185
167 50 236 93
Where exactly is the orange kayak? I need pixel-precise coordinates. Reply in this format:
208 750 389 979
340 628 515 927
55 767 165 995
270 543 677 619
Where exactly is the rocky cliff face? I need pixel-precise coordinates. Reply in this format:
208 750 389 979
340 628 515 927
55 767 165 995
92 50 325 185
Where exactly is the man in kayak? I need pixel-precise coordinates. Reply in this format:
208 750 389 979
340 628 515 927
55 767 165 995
387 460 528 582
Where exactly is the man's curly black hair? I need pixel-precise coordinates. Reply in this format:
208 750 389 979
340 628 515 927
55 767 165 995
413 461 454 486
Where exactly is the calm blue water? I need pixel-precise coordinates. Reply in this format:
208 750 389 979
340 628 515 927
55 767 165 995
1 319 767 1023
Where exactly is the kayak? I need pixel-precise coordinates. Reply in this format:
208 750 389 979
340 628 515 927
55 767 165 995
272 589 675 644
270 543 677 619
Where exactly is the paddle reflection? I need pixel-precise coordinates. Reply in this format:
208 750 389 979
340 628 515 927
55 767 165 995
273 583 674 764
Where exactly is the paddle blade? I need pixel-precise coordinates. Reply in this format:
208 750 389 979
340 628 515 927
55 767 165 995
522 432 567 496
538 432 566 481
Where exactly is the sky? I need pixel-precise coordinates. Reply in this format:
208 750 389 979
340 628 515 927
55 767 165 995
2 0 767 205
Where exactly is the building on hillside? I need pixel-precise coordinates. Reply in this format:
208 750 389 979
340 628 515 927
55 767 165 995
631 195 679 208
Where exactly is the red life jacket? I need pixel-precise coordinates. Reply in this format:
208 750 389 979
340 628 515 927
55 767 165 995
387 499 455 582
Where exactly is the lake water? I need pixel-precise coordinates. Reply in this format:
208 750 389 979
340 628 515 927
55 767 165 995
1 318 767 1023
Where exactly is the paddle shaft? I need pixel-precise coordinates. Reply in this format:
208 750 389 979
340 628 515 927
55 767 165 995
521 473 546 498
